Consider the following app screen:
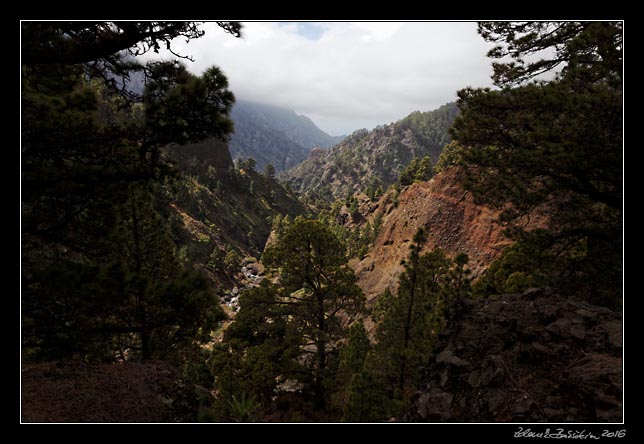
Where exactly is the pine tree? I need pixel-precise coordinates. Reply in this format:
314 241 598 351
263 219 366 409
414 156 434 182
264 163 276 180
399 155 433 186
452 21 622 306
433 141 465 174
398 158 418 186
341 351 391 422
372 228 471 407
335 320 393 422
209 281 304 416
21 21 240 362
337 320 371 384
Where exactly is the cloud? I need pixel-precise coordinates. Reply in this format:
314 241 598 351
140 22 497 136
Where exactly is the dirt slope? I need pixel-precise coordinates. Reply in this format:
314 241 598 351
21 361 199 423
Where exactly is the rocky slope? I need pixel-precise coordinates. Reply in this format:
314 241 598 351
163 138 307 291
229 100 342 172
350 167 530 303
404 288 622 422
282 102 458 203
22 361 200 422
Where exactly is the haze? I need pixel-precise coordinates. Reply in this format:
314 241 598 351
142 21 497 136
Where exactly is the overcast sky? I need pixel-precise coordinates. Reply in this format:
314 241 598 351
144 22 498 136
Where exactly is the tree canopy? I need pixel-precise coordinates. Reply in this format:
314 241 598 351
22 21 242 363
451 21 622 306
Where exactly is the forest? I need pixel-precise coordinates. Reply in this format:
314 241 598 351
21 21 622 424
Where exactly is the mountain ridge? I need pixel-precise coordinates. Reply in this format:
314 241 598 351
228 100 343 172
281 102 459 202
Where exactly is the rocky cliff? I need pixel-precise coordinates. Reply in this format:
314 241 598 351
351 167 523 303
404 288 622 422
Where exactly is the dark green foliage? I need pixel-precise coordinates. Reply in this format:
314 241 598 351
164 145 307 272
22 22 239 67
334 320 392 422
399 155 434 186
337 320 371 383
347 196 359 216
315 198 379 260
239 157 257 173
143 62 234 163
227 393 262 422
208 281 305 419
209 221 365 417
434 140 465 173
478 22 622 87
264 163 276 180
372 229 471 409
21 22 240 364
473 230 557 297
399 102 459 150
224 246 242 273
340 352 391 422
207 246 226 272
262 219 366 409
23 184 227 362
452 21 622 307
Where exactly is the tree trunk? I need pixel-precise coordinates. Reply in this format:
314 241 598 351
399 268 417 392
314 291 327 410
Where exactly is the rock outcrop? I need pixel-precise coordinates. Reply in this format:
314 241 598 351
352 168 524 303
166 137 233 180
404 288 623 422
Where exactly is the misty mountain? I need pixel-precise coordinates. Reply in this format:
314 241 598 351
229 100 343 172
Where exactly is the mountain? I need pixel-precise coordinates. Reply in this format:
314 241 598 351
229 100 342 173
281 102 459 202
163 138 308 290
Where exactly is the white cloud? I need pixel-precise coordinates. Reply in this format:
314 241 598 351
139 21 497 136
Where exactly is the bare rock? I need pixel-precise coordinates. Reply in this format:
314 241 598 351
436 349 470 368
416 389 454 420
403 290 622 423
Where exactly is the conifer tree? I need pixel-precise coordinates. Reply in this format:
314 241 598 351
22 21 240 362
341 351 391 422
264 163 276 180
262 219 366 409
337 320 371 384
452 21 622 306
373 228 471 407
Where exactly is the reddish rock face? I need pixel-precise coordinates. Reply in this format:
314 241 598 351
351 167 545 303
